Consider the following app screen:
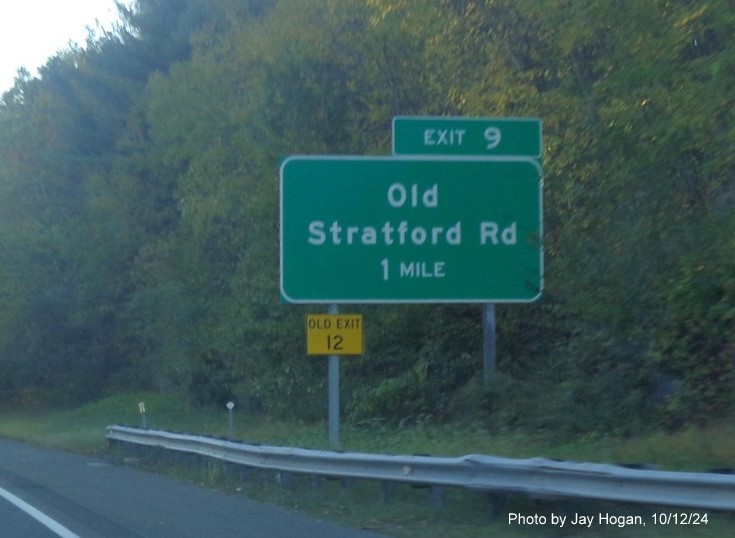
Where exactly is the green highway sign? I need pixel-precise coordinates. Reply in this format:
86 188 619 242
280 156 542 303
392 116 542 158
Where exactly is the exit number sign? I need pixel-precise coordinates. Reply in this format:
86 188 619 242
306 314 364 355
392 116 542 158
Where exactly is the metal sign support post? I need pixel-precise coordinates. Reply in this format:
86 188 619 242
328 304 340 449
483 304 497 385
388 116 542 391
226 401 235 440
282 117 543 443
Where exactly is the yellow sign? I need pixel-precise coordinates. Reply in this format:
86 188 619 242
306 314 364 355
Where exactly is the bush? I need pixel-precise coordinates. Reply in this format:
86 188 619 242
650 240 735 426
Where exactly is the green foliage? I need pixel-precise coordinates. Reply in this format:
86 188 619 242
1 0 734 435
348 305 481 424
650 231 735 426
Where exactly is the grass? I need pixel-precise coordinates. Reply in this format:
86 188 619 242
1 390 735 537
3 390 734 472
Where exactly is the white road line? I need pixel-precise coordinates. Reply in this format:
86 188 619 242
0 485 81 538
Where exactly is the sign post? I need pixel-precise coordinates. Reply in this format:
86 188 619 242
391 116 543 385
280 116 543 437
138 401 147 429
305 311 363 448
483 304 497 382
226 401 235 440
327 304 340 449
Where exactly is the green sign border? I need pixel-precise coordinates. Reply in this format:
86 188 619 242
280 155 543 304
392 116 542 158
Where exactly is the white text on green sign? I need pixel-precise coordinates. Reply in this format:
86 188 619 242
392 116 542 158
280 156 543 303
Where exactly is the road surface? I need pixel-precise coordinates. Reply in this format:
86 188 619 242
0 437 389 538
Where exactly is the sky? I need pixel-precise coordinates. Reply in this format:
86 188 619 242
0 0 132 95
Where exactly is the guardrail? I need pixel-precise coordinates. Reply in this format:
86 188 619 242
106 425 735 511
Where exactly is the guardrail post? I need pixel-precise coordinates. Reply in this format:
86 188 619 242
381 481 396 502
106 426 735 512
276 471 293 489
239 466 252 482
431 486 446 510
487 492 506 516
309 475 323 490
